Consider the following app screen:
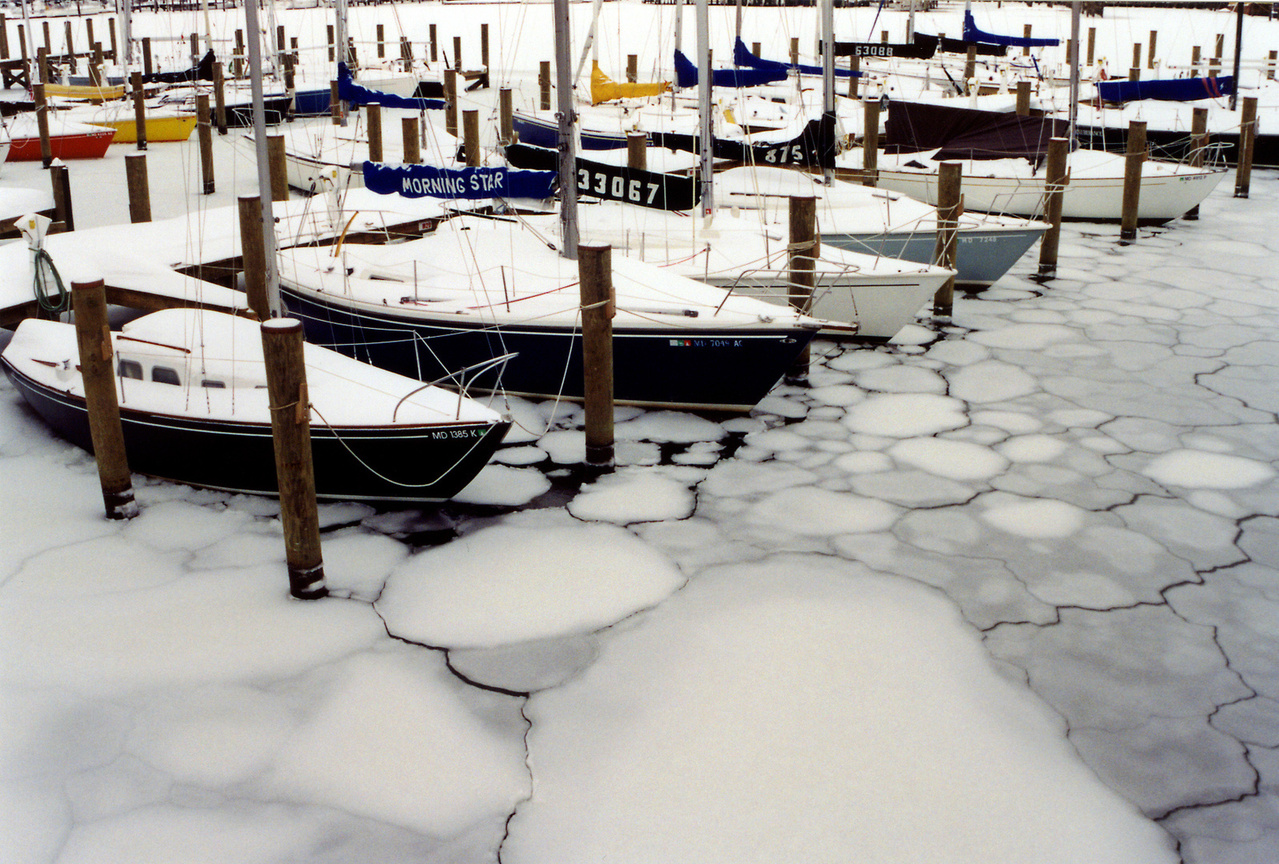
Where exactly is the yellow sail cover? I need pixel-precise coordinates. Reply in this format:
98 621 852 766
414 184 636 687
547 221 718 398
590 62 670 105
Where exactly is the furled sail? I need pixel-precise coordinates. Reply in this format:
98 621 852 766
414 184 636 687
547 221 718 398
590 62 671 105
1096 76 1234 104
673 50 787 89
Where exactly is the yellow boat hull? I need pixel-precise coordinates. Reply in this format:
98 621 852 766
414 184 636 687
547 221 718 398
103 113 199 143
44 82 126 103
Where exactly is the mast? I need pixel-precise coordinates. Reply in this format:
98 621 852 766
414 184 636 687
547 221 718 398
1230 2 1243 112
573 0 606 89
821 0 835 185
244 0 282 316
696 0 713 220
554 0 579 259
1068 0 1080 148
335 0 349 125
119 0 132 68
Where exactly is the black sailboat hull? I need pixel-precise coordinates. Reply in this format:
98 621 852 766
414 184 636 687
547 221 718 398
2 362 509 504
280 289 814 413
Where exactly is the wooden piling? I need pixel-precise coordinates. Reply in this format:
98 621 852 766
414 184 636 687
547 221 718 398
1087 27 1096 67
964 46 976 94
267 134 289 202
1132 43 1141 71
849 55 860 98
862 99 880 186
626 53 638 83
1023 24 1032 57
376 23 385 59
213 61 227 134
787 196 817 380
463 109 480 167
1015 80 1031 116
330 80 341 125
1120 120 1146 241
932 162 961 317
366 103 383 163
1148 30 1157 69
1185 106 1208 220
499 88 513 145
790 37 799 67
238 195 271 319
577 244 615 470
34 80 53 169
64 21 75 73
453 35 462 70
1037 137 1069 278
1191 45 1201 74
539 60 551 110
481 23 489 70
430 24 437 63
142 36 153 77
126 153 151 224
72 279 138 521
444 68 458 138
327 23 335 63
197 94 215 194
1235 96 1257 199
130 71 147 151
627 132 647 171
50 164 74 232
283 54 296 122
402 116 421 164
260 318 327 600
400 37 414 70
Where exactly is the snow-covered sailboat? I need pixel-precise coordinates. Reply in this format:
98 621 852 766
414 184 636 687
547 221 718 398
2 309 509 502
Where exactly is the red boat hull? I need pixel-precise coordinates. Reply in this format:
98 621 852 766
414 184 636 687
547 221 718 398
7 129 116 161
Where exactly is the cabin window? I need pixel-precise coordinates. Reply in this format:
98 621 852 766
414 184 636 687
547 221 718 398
201 379 226 389
151 366 181 386
118 360 143 380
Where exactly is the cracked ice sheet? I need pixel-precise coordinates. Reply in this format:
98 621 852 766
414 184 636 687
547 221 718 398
377 510 685 649
503 557 1177 864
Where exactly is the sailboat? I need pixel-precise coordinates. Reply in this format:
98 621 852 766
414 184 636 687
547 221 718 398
1 310 509 502
851 3 1227 223
274 0 822 411
1 3 510 504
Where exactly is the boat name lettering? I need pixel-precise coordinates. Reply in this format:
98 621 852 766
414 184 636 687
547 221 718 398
577 168 660 205
852 44 895 57
760 144 807 166
430 428 484 440
669 338 743 348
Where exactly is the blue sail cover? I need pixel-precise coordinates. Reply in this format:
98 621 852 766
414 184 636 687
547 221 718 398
1097 75 1234 104
962 11 1059 48
363 162 557 200
732 38 862 78
338 63 446 111
673 50 788 89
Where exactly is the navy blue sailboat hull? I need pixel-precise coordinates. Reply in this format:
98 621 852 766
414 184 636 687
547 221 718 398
2 363 509 503
280 289 814 412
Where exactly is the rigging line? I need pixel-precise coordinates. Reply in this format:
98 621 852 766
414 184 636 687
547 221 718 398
308 402 499 489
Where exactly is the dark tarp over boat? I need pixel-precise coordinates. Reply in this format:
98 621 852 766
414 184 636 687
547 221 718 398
834 39 937 60
885 99 1071 162
144 50 215 84
913 31 1007 57
1096 75 1234 104
505 142 700 211
962 10 1060 48
732 38 863 78
364 161 557 200
338 62 445 110
649 114 838 170
673 50 788 89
